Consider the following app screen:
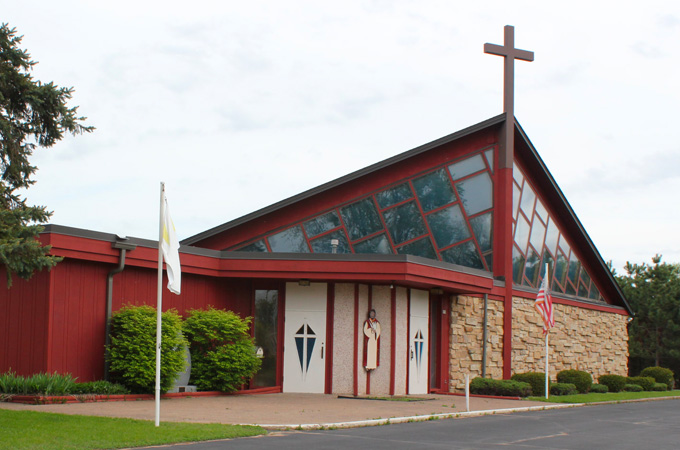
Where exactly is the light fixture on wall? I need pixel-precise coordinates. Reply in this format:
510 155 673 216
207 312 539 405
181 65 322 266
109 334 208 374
298 279 311 287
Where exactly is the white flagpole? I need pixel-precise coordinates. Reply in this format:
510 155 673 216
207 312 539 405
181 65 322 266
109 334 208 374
155 182 165 427
544 263 549 400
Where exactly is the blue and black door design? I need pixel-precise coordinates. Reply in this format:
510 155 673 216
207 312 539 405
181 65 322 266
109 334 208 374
294 322 316 380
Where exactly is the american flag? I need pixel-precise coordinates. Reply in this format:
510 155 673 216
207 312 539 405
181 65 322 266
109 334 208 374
534 274 554 334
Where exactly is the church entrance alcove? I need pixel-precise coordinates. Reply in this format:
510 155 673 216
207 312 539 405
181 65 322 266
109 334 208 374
282 282 327 393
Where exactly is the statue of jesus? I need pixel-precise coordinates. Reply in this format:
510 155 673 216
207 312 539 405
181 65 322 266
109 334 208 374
363 309 381 371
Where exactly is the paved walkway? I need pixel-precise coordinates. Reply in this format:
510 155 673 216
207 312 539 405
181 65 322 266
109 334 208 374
0 393 565 429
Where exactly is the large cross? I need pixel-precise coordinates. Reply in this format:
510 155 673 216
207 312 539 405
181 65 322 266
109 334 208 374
484 25 534 168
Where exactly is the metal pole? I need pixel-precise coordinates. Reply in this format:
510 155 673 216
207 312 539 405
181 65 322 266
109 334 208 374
544 263 549 400
465 373 470 412
155 182 165 427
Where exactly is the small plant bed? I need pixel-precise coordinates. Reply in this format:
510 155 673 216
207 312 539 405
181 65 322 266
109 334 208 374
527 390 680 404
1 409 265 450
1 390 230 405
338 395 434 402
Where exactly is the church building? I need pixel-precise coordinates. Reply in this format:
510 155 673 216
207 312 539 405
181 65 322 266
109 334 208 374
0 27 632 396
0 114 632 395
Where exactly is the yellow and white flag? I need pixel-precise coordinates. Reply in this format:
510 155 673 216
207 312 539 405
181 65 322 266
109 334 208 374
161 193 181 295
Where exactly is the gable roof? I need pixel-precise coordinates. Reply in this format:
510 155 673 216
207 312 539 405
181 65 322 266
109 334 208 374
182 114 632 315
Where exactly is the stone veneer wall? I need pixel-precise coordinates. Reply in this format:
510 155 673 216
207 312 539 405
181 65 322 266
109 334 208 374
512 296 628 380
448 294 628 391
449 295 504 390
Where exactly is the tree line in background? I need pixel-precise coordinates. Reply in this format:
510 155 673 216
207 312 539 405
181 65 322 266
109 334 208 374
616 255 680 380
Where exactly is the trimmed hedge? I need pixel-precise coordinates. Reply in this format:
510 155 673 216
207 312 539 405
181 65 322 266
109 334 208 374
624 383 643 392
470 377 532 397
598 374 627 393
652 383 669 391
556 370 592 393
108 305 187 394
590 383 609 393
627 376 655 391
640 366 674 390
511 372 548 397
70 381 129 395
550 383 577 396
183 307 261 392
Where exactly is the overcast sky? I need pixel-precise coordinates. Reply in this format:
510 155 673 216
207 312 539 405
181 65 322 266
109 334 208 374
5 1 680 273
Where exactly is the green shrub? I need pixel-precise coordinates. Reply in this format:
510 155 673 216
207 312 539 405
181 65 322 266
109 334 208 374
590 383 609 393
108 305 187 394
183 307 261 392
598 374 627 393
640 366 674 390
511 372 548 396
70 381 129 395
652 383 669 391
556 370 592 393
469 377 532 397
550 382 578 396
627 376 655 391
624 383 643 392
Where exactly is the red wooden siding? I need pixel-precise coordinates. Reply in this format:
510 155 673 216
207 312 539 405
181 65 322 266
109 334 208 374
48 260 109 381
39 259 255 382
0 268 51 376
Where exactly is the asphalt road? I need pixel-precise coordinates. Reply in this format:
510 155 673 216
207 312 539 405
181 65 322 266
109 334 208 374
141 399 680 449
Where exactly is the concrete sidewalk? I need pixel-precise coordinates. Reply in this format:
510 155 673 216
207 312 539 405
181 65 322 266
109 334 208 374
0 393 570 429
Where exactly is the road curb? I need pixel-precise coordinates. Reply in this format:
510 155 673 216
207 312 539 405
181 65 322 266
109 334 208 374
255 403 583 430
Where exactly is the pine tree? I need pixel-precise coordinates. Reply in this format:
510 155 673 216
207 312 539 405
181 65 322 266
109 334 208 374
617 255 680 367
0 23 93 285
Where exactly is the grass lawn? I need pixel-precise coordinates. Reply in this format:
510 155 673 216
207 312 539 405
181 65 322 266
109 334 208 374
0 409 266 450
528 390 680 404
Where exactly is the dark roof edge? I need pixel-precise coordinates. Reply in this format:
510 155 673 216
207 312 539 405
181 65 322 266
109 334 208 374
181 114 506 245
42 224 223 258
40 224 492 278
514 121 634 316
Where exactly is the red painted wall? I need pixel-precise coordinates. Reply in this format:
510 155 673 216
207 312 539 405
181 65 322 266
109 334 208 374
2 256 255 382
0 268 51 376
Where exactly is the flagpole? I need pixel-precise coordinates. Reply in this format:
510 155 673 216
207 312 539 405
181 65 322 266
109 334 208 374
544 263 549 400
155 182 165 427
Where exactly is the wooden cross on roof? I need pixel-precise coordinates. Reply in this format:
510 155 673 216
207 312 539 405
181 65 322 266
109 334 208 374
484 25 534 169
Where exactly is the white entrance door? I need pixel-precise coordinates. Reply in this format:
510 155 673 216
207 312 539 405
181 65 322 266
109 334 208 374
283 282 327 393
409 289 429 394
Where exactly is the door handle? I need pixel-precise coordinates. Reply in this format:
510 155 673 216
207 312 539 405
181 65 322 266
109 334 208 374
321 342 325 359
410 347 414 360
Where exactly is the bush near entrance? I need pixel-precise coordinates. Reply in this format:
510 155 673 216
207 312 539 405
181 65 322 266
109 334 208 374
556 370 592 393
183 307 261 392
511 372 548 397
640 366 675 390
598 374 627 393
550 383 578 396
590 383 609 393
469 377 531 397
627 376 655 392
108 305 186 394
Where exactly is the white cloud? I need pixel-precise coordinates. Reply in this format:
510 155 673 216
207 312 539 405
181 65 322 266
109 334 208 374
4 0 680 273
